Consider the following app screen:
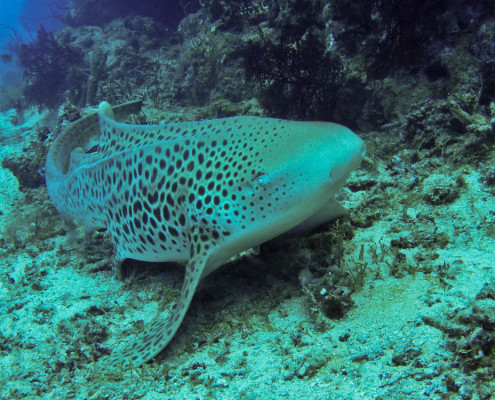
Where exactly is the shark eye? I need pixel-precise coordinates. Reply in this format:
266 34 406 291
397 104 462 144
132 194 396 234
255 173 268 186
242 172 270 196
251 171 267 183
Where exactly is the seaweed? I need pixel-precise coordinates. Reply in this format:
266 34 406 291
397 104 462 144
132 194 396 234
17 26 84 108
367 0 449 78
62 0 200 30
206 0 265 31
244 32 344 120
332 0 449 79
242 0 370 123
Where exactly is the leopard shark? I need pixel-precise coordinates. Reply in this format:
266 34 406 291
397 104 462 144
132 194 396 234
45 100 365 370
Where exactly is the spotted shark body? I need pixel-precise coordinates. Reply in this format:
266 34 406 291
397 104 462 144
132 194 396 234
45 100 365 370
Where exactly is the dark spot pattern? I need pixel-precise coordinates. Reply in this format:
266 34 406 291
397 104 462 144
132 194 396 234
79 116 299 265
49 108 337 372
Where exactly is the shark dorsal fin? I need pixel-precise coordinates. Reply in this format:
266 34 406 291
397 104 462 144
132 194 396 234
45 101 365 371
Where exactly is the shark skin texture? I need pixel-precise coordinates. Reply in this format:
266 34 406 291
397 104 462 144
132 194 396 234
45 100 366 370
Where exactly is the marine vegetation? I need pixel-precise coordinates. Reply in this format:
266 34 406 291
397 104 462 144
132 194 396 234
244 32 344 121
206 0 265 31
332 0 493 80
242 0 367 124
62 0 200 29
45 100 365 369
17 26 85 108
2 0 495 398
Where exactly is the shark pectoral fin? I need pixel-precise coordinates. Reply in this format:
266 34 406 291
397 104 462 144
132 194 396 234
96 252 207 371
287 197 349 235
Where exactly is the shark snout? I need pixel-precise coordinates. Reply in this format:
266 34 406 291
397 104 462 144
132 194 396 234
360 141 367 158
327 133 365 189
356 140 366 167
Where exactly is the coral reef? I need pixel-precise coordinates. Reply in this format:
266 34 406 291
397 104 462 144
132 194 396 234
244 32 345 120
63 0 200 30
17 26 85 109
242 0 368 123
1 0 495 398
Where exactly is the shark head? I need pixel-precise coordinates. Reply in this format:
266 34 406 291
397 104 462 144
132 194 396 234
206 118 365 269
249 120 365 208
46 101 365 370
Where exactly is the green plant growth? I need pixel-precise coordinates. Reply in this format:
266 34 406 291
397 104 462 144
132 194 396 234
332 0 450 79
206 0 265 31
244 32 344 120
17 26 85 108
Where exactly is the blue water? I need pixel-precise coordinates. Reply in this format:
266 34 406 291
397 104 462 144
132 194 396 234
0 0 67 89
